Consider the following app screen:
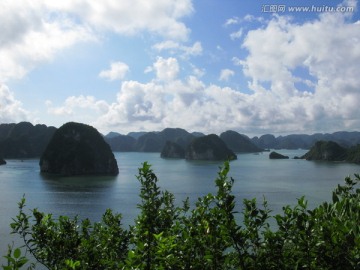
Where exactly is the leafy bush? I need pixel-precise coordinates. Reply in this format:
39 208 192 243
4 162 360 269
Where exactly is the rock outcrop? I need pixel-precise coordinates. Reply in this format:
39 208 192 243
0 158 6 165
185 134 237 161
220 130 262 153
269 151 289 159
301 141 347 161
161 141 185 159
40 122 118 176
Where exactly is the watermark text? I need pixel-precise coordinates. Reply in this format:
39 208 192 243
261 5 355 13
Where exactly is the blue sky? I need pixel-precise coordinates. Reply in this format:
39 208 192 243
1 0 359 136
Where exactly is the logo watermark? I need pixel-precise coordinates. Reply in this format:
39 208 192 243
261 5 355 13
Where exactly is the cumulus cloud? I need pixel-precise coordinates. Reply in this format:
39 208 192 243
44 0 193 41
0 84 28 122
0 1 94 81
219 69 235 82
237 3 360 132
99 61 129 81
153 57 180 82
0 0 193 81
43 1 360 135
46 95 108 116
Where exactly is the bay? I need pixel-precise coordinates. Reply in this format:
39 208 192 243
0 149 359 262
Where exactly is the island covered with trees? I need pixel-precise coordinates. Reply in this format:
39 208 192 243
39 122 119 176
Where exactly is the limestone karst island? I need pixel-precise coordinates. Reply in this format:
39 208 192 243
39 122 119 176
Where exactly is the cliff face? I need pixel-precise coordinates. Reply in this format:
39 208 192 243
40 122 118 176
160 141 185 159
185 134 237 161
301 141 348 161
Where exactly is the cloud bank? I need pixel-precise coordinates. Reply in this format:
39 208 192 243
0 0 194 82
1 0 360 136
46 4 360 135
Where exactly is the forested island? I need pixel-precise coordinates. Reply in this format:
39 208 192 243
1 121 360 164
40 122 119 176
301 140 360 164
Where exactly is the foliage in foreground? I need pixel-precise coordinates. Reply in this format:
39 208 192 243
3 162 360 269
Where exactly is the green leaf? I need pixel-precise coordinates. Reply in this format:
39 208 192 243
13 248 21 259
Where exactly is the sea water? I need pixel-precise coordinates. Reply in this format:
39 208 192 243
0 150 359 262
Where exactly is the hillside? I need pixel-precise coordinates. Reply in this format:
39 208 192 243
251 131 360 150
220 130 262 153
301 140 360 164
1 122 360 158
0 122 56 158
185 134 237 161
40 122 118 176
133 128 195 152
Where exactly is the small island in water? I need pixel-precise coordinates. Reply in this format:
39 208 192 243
39 122 119 176
301 140 360 164
0 158 6 165
269 151 289 159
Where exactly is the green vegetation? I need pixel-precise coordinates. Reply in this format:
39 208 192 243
4 162 360 269
301 140 360 164
40 122 118 176
185 134 237 160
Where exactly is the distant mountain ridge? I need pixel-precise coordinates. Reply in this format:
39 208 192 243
1 122 360 159
0 122 56 158
300 140 360 164
251 131 360 150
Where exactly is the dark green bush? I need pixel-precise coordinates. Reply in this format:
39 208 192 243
4 162 360 269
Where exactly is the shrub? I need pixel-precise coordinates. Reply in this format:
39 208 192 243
5 162 360 269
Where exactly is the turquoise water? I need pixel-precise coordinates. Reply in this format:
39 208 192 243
1 150 359 261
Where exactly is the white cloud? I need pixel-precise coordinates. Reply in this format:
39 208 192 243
99 61 129 81
230 28 243 40
0 0 193 81
46 95 108 116
0 84 28 122
238 3 360 131
0 1 95 81
44 0 193 41
191 64 205 78
40 0 360 135
224 17 239 26
232 57 242 66
153 57 180 82
152 41 202 58
219 69 235 81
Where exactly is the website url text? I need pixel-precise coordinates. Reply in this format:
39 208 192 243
261 5 355 13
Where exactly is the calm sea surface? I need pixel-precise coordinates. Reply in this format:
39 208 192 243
1 150 359 260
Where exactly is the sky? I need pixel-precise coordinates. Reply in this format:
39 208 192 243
1 0 359 136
